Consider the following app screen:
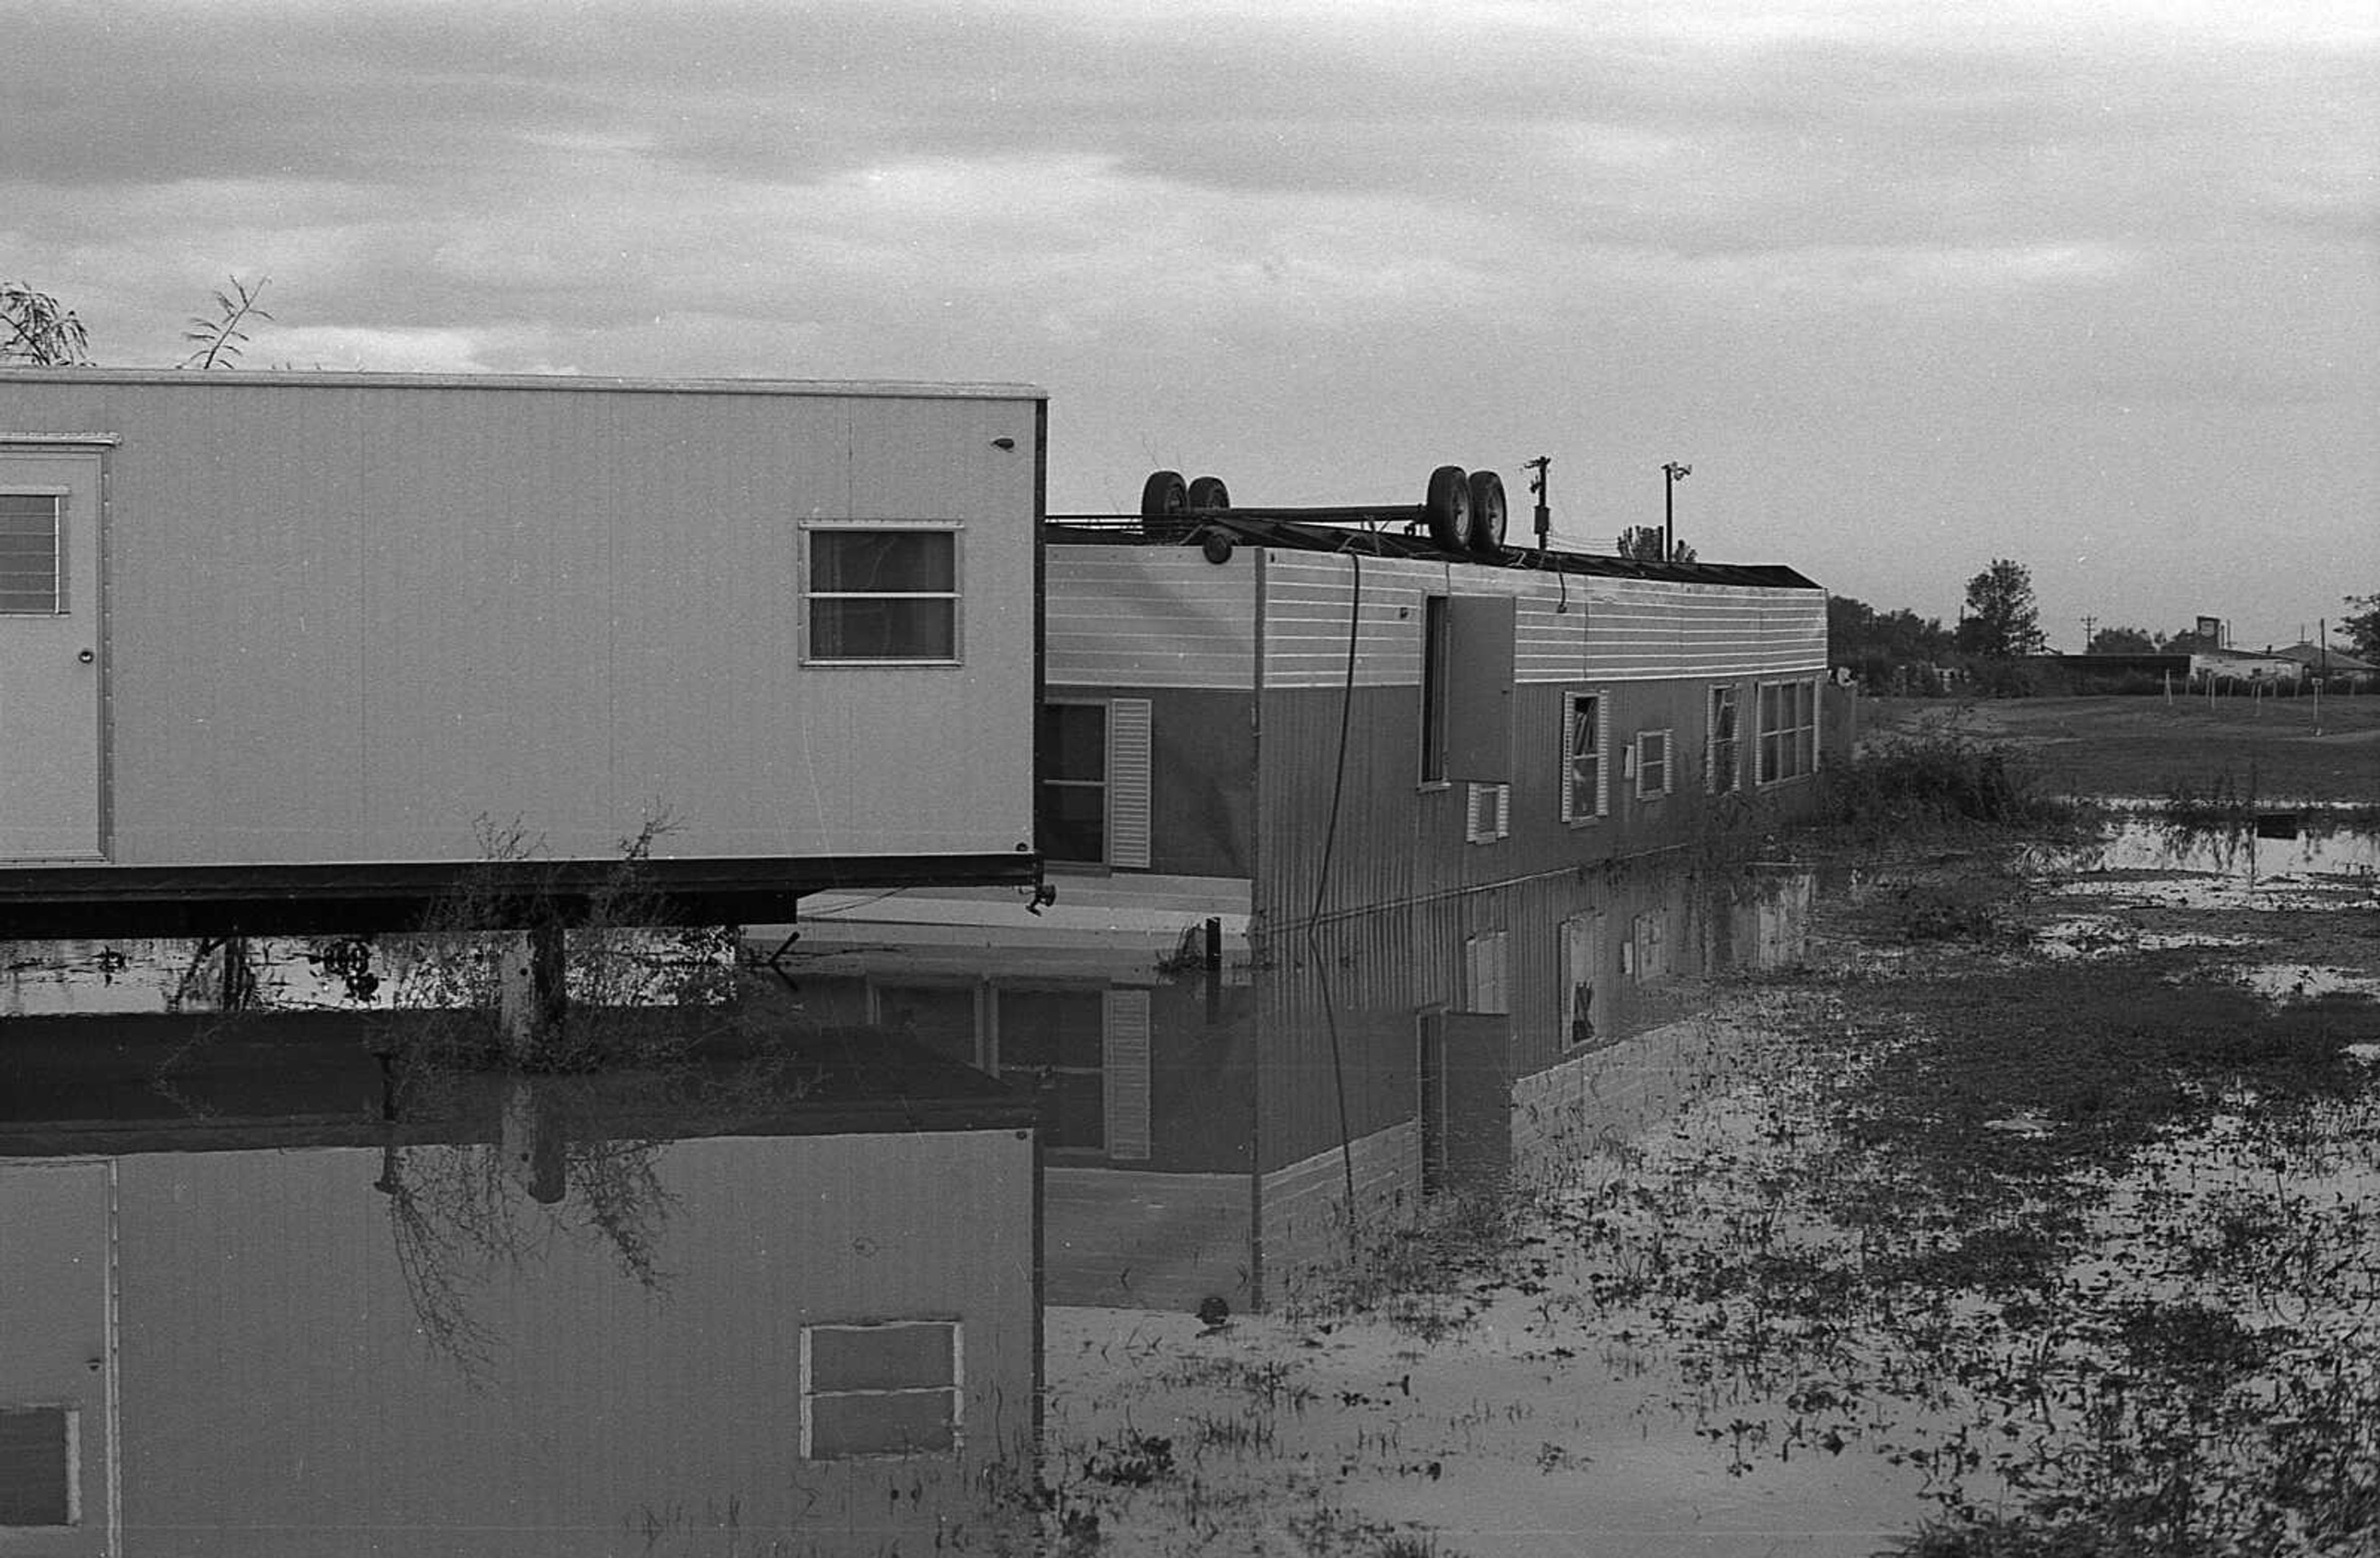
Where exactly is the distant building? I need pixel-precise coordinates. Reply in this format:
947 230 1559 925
2190 647 2303 686
2273 642 2380 688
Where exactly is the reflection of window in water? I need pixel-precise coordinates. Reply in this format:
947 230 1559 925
875 983 979 1068
800 1321 963 1459
0 1406 76 1526
995 988 1104 1151
1624 911 1668 984
1560 913 1603 1048
1709 684 1741 795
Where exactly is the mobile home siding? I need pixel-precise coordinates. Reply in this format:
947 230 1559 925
107 1131 1036 1556
0 371 1040 870
1258 552 1823 688
1045 548 1255 689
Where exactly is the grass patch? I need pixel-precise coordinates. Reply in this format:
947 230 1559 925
1824 726 2078 836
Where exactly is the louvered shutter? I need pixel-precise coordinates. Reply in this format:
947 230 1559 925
1106 697 1152 869
1101 988 1152 1161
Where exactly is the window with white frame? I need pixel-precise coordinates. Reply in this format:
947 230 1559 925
805 526 958 661
1037 697 1152 868
1757 678 1818 784
800 1322 962 1459
1634 729 1673 800
1708 685 1741 795
0 494 64 616
1559 691 1607 823
1038 702 1107 863
0 1406 77 1526
1463 782 1510 844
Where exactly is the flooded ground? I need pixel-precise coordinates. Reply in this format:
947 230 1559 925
1038 811 2380 1556
4 809 2374 1554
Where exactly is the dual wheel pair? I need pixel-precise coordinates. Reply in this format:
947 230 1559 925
1138 464 1507 556
1426 465 1507 556
1139 471 1231 516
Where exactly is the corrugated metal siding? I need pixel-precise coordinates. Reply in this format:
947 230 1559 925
1046 549 1254 689
0 376 1038 866
112 1131 1035 1556
1259 551 1824 689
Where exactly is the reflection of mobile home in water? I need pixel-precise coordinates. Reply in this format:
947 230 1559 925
783 506 1840 1309
0 1011 1041 1556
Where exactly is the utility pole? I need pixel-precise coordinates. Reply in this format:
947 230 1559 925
1525 455 1552 556
2081 614 2097 652
1662 461 1690 562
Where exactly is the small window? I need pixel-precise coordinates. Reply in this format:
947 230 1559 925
1038 704 1107 863
1635 730 1672 800
0 1406 76 1527
806 528 958 661
1758 678 1818 784
0 494 64 616
1708 686 1740 795
1036 698 1152 869
1560 692 1607 823
1419 595 1450 784
1463 782 1510 844
801 1323 962 1459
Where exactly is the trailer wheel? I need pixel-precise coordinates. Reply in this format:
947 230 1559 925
1186 475 1232 511
1141 470 1189 518
1423 466 1471 551
1466 469 1507 553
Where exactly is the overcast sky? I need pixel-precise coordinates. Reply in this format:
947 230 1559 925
6 0 2373 648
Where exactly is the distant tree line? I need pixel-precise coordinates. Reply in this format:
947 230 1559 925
1834 559 2380 697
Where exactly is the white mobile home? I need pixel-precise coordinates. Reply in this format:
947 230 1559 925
0 370 1045 936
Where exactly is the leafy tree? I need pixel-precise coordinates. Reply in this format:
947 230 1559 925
2341 594 2380 662
1831 594 1953 691
181 275 271 369
1616 525 1695 564
1957 559 2045 658
2086 626 2157 655
1 281 90 365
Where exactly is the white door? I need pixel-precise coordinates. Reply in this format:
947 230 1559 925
0 450 103 861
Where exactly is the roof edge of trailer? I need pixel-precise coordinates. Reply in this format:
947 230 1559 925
1048 513 1823 590
0 365 1046 402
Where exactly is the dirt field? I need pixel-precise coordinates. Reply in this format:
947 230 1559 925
1860 693 2380 805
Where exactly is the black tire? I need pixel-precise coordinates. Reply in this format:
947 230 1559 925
1140 470 1188 518
1187 476 1232 511
1466 470 1507 553
1423 465 1471 551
